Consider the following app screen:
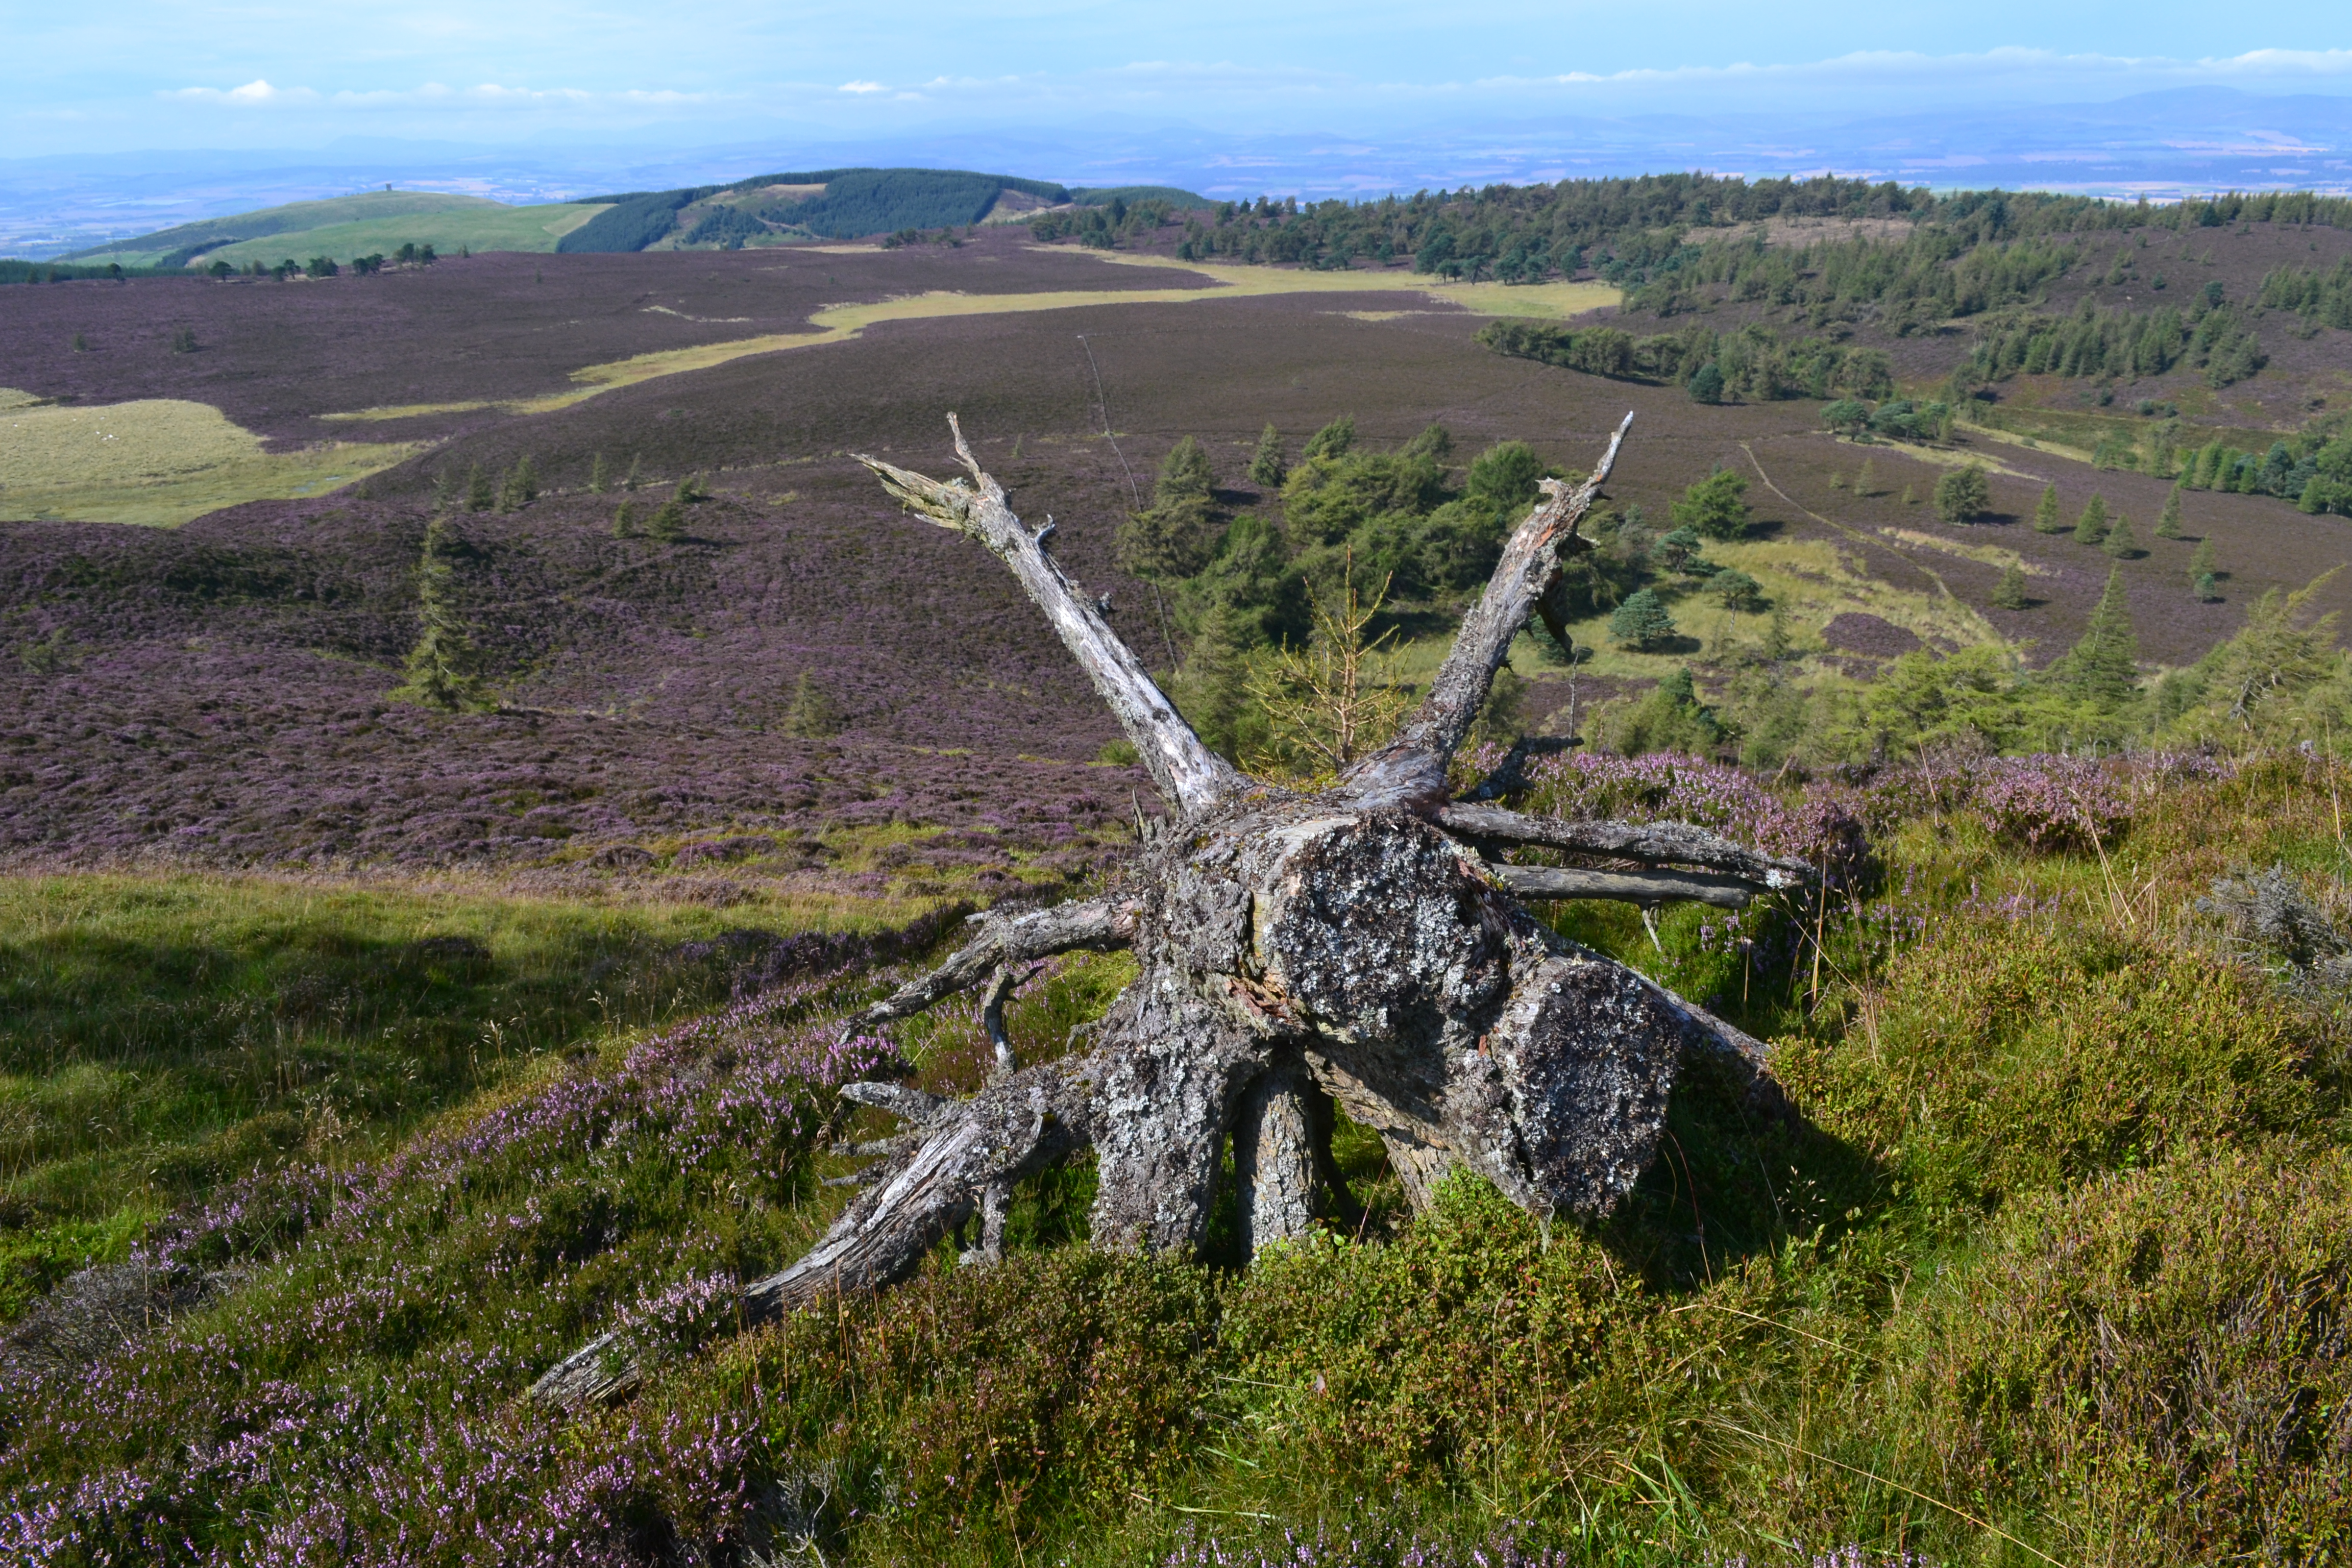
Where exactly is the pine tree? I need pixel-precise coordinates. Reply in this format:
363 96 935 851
1608 587 1678 650
2033 484 2064 533
589 453 609 495
1991 561 2030 609
612 502 638 538
1828 471 1847 491
2103 512 2140 558
1856 456 1877 497
649 499 686 540
1670 468 1752 541
2196 572 2221 602
2188 535 2218 586
1934 463 1990 525
2048 567 2140 707
1900 483 1916 506
390 517 492 712
497 455 537 512
1156 436 1214 504
1248 423 1287 489
2155 484 2185 539
465 464 494 512
1302 414 1356 461
622 455 643 493
2073 494 2110 545
783 672 841 738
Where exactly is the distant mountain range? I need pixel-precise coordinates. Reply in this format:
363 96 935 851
5 86 2349 260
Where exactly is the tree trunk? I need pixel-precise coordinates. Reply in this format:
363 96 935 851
531 411 1807 1414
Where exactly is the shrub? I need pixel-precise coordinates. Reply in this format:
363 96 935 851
1781 922 2311 1212
1906 1146 2352 1562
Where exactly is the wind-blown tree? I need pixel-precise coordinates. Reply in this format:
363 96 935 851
532 412 1805 1410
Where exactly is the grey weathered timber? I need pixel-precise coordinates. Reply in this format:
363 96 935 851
1489 863 1760 910
1441 802 1813 889
860 416 1245 814
532 413 1806 1416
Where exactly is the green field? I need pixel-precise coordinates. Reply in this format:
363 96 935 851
68 190 612 270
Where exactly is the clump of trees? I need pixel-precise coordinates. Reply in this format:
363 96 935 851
1483 318 1894 404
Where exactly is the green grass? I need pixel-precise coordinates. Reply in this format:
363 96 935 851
0 870 921 1316
68 192 612 270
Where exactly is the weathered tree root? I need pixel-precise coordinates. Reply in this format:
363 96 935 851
531 411 1807 1415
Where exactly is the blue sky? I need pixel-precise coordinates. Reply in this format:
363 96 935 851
7 1 2352 156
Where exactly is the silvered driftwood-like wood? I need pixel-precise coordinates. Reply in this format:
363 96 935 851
534 414 1805 1416
1442 803 1815 889
857 415 1244 814
1340 411 1632 811
1489 863 1760 910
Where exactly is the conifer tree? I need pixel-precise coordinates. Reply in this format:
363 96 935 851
2073 494 2110 545
1934 463 1990 525
1991 561 2030 609
589 453 609 495
2189 535 2218 586
2155 484 2185 538
1900 483 1916 506
2033 484 2064 533
390 517 492 713
1117 435 1216 580
1302 414 1356 461
1608 587 1678 650
783 672 842 738
2049 567 2140 707
2103 512 2140 558
649 498 686 540
465 464 494 512
1856 456 1877 497
2196 571 2221 602
1248 423 1286 489
622 455 643 493
612 502 638 538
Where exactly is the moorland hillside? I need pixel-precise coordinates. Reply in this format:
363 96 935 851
7 176 2352 1566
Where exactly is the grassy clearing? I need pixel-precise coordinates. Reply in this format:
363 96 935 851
0 388 416 526
0 870 926 1318
193 204 611 270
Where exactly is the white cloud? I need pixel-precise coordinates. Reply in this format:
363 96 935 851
169 79 320 105
838 80 886 93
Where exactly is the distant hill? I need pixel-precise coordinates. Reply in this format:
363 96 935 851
555 168 1075 253
63 191 533 270
1071 185 1210 208
63 168 1096 270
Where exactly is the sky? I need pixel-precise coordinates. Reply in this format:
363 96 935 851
7 1 2352 157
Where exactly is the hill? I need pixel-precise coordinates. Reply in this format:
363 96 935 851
62 190 532 269
555 167 1075 253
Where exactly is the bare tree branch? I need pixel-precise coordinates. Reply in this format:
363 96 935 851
856 416 1245 814
841 895 1136 1040
1489 863 1762 910
1440 803 1814 888
1340 411 1634 811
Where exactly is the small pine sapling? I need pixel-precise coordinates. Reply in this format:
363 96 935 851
2196 572 2221 602
1829 471 1847 491
2188 535 2218 587
2103 512 2140 558
2155 484 2185 539
622 455 643 493
2073 494 2110 545
1856 456 1877 497
2033 484 2064 533
783 673 842 738
612 502 638 538
589 454 609 495
1900 483 1916 506
1608 587 1678 650
390 517 493 713
465 464 494 512
648 499 686 540
70 332 87 352
675 473 708 504
1251 423 1289 491
1991 561 2031 609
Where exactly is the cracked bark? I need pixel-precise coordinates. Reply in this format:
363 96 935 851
531 411 1805 1415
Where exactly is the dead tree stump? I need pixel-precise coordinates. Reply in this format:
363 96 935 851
531 412 1804 1412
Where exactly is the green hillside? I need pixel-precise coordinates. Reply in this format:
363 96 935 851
191 201 609 270
65 190 518 269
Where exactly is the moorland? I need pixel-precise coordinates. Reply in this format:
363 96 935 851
5 172 2352 1565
